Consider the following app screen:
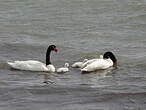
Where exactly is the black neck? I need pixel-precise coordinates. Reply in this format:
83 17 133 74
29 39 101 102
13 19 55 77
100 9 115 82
103 52 117 64
46 48 51 65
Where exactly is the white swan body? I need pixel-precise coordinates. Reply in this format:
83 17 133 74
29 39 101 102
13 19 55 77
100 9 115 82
8 60 55 72
57 63 69 73
81 58 113 72
72 59 88 68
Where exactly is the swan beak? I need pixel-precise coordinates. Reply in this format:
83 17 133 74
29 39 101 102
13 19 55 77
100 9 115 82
54 48 59 52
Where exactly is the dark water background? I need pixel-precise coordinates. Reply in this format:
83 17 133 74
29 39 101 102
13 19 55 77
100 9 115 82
0 0 146 109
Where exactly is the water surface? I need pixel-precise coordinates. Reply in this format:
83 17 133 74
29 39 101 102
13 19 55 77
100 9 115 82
0 0 146 110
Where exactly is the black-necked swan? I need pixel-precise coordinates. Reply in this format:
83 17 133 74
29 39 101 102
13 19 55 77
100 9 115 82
81 51 117 72
57 63 69 73
71 59 88 68
7 45 58 72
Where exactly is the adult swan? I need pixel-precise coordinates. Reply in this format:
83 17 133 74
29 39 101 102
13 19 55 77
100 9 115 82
8 45 58 72
81 51 117 72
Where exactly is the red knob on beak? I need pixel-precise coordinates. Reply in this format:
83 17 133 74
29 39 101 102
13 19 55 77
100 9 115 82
53 48 59 52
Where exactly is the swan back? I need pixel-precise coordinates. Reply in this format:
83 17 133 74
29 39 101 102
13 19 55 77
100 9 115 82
81 59 113 72
81 59 97 69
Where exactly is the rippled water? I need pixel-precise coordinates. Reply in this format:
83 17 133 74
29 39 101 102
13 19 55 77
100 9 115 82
0 0 146 110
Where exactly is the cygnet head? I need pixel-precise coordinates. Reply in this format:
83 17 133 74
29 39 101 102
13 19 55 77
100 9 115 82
83 59 88 63
100 55 103 59
103 51 117 64
64 63 69 67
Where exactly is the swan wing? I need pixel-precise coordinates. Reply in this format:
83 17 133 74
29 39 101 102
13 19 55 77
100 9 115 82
81 59 97 68
81 59 113 72
46 65 55 73
8 60 48 71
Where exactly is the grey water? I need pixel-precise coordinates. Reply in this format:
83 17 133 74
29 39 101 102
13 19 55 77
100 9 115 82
0 0 146 109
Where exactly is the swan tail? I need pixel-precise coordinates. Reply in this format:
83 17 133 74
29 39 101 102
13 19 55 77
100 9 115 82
7 62 14 66
7 61 17 69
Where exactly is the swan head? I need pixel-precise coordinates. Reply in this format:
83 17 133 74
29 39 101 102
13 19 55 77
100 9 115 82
49 45 58 52
103 51 117 65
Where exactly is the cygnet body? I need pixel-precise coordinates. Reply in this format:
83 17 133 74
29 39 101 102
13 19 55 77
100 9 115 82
57 63 69 73
72 59 88 68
